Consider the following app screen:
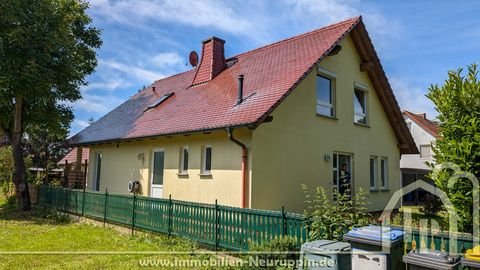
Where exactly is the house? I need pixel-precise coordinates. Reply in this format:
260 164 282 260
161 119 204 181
400 111 439 204
69 16 417 212
58 147 89 188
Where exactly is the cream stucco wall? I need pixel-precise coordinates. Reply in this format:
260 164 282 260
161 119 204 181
87 129 251 207
250 35 401 212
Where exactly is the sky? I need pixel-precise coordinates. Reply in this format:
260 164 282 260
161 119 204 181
70 0 480 135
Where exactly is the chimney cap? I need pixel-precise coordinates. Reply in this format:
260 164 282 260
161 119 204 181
202 36 226 44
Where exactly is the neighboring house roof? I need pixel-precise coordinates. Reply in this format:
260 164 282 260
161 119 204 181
58 147 89 165
69 16 417 154
403 110 439 138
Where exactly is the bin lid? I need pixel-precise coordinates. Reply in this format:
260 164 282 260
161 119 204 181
466 246 480 261
302 240 351 252
345 225 404 246
403 250 460 269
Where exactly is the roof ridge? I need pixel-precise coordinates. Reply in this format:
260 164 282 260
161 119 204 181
230 16 361 59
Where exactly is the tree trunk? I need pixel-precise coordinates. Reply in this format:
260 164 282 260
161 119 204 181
11 96 31 211
12 141 30 210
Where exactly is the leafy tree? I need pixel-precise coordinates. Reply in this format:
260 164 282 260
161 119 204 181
0 0 101 210
0 147 14 195
24 121 70 182
427 64 480 232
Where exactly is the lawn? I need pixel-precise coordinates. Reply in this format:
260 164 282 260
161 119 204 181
0 197 239 270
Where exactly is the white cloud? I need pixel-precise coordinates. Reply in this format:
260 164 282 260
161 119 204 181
390 78 437 120
285 0 403 49
287 0 359 23
100 59 164 83
151 52 184 69
73 119 90 129
88 0 256 36
83 77 128 92
73 94 123 114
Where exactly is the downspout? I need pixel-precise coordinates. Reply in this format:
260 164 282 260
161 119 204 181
227 127 247 208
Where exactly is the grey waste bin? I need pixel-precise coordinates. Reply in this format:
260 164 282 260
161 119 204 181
402 250 460 270
462 257 480 269
344 225 404 270
300 240 351 270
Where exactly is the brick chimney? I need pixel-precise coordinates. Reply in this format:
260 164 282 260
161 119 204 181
416 113 427 119
191 37 226 85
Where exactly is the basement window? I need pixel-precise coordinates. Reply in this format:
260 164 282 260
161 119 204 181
144 92 174 111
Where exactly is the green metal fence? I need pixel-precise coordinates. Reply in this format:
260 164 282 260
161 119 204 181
37 186 474 253
38 186 308 251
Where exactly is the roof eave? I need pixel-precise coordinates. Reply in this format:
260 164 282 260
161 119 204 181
67 123 256 147
349 20 418 154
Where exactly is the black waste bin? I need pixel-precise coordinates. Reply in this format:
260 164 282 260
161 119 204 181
402 249 460 270
300 240 351 270
344 225 404 270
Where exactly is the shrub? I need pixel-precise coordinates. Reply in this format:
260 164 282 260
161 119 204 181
426 64 480 232
420 193 444 216
242 236 299 270
302 185 370 241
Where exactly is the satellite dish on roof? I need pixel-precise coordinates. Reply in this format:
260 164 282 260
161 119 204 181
189 51 199 67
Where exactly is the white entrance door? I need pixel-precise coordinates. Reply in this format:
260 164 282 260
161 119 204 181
151 150 165 198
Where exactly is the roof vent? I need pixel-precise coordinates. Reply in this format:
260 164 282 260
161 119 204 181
144 92 174 112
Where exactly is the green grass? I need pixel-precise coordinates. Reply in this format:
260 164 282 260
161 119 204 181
0 198 239 270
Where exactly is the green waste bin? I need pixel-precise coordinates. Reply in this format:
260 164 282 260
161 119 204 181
402 250 460 270
344 225 405 270
300 240 351 270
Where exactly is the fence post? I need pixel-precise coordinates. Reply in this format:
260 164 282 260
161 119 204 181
81 189 85 216
48 186 52 207
215 199 219 251
131 193 136 236
168 194 172 237
64 187 68 212
282 206 287 236
103 189 108 228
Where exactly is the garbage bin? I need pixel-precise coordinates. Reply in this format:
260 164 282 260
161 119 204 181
300 240 351 270
402 249 460 270
461 246 480 269
344 225 404 270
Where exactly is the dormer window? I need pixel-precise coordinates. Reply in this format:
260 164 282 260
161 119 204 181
144 92 174 112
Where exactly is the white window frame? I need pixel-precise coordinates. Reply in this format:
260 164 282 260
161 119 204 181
316 67 336 117
201 145 212 175
369 156 378 191
179 146 189 174
380 157 388 189
353 82 369 125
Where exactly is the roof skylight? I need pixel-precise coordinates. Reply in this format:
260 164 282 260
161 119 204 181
144 92 174 112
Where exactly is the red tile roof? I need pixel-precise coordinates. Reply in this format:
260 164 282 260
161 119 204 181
403 110 439 138
58 148 89 165
70 17 359 144
69 16 417 154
